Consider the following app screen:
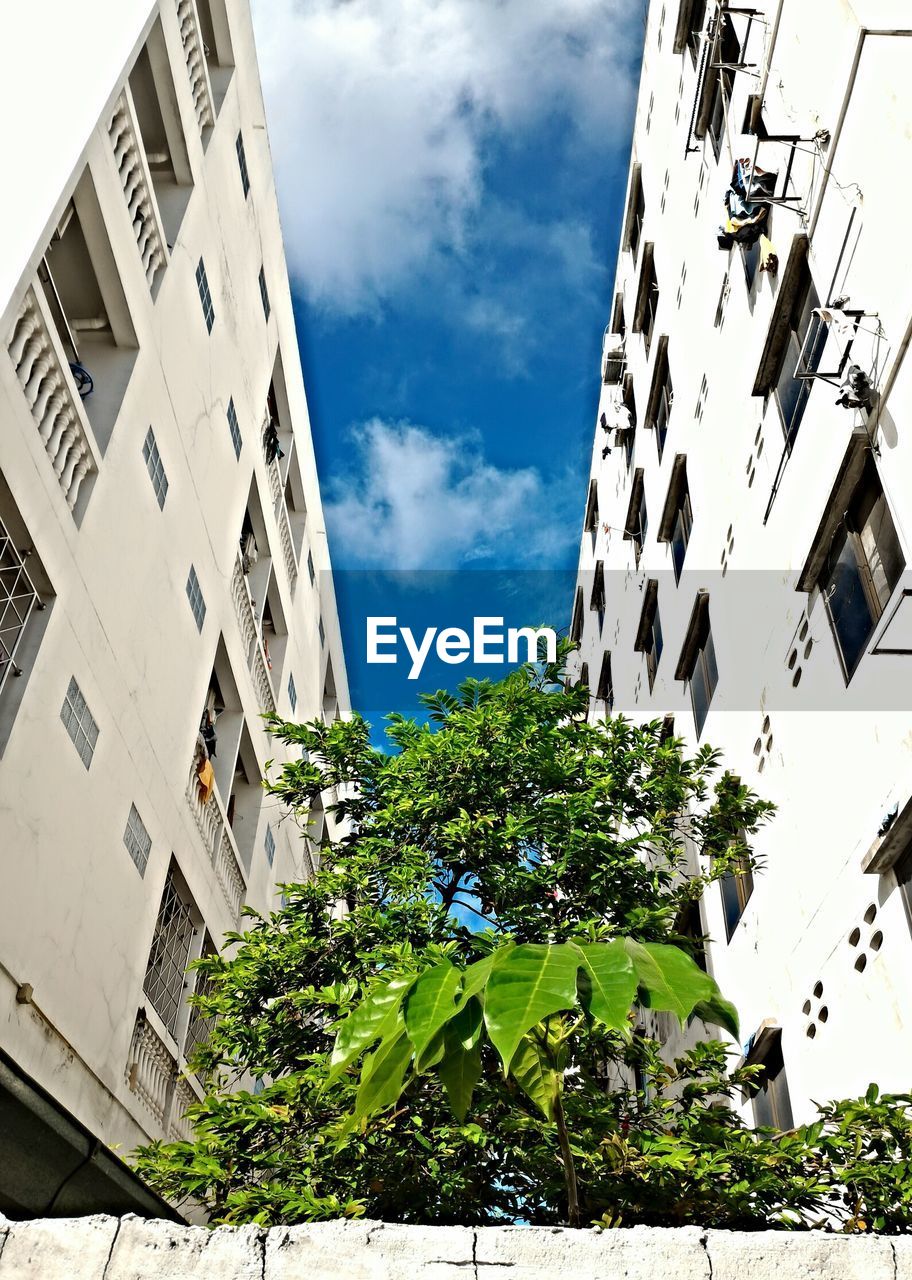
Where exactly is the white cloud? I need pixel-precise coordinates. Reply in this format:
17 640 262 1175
251 0 636 314
324 419 579 568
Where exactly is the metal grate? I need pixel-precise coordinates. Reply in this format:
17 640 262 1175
258 266 270 322
186 566 206 632
184 937 219 1068
0 519 40 698
236 131 250 198
142 427 169 509
287 671 297 713
226 397 242 459
265 824 275 866
144 869 196 1036
196 257 215 333
60 676 99 769
124 803 152 876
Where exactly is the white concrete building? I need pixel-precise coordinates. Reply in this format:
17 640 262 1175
0 0 349 1215
572 0 912 1127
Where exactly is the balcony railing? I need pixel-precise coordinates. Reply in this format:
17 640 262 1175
108 92 167 292
168 1076 199 1143
230 552 277 715
185 749 247 922
176 0 215 133
7 289 97 512
276 500 298 592
125 1011 175 1128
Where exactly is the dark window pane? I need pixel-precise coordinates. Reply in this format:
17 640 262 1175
825 534 875 675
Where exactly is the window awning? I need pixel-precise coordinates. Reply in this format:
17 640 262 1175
672 0 694 54
658 454 689 542
583 478 599 532
621 164 643 251
796 431 869 592
590 560 606 611
675 589 711 680
632 243 656 333
644 336 670 429
863 792 912 875
752 233 809 395
634 578 659 652
623 468 646 539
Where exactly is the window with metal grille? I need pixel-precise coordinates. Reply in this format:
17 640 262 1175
143 868 197 1036
258 266 270 322
60 676 99 769
196 256 215 332
0 519 41 700
142 427 168 508
288 672 297 713
123 803 152 876
186 566 206 632
227 397 242 459
265 824 275 866
184 935 218 1070
236 131 250 198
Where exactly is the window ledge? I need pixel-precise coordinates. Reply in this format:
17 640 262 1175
862 792 912 874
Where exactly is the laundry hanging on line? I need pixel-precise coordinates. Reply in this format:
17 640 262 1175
717 158 778 251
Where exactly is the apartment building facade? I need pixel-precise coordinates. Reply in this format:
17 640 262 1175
0 0 349 1215
572 0 912 1125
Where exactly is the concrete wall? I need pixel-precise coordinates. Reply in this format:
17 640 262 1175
0 1215 910 1280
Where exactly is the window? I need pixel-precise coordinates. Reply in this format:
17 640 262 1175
590 560 606 633
620 375 637 469
226 397 242 459
773 266 823 445
288 671 297 713
632 245 659 357
658 456 691 583
686 0 708 64
705 15 739 159
236 131 250 197
60 676 99 769
676 900 707 973
623 166 646 260
895 842 912 933
258 265 271 322
184 935 219 1071
196 257 214 332
634 580 662 692
719 843 754 939
820 456 904 678
0 514 42 702
624 469 648 566
645 338 672 462
596 650 614 712
570 586 584 644
265 824 276 866
124 803 152 876
307 549 315 586
318 618 326 648
747 1032 794 1130
610 292 626 339
143 866 198 1037
584 480 599 536
186 565 206 632
675 591 718 738
142 427 168 509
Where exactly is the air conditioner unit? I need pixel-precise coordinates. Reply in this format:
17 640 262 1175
601 343 625 384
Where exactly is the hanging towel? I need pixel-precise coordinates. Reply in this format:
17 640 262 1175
197 757 216 804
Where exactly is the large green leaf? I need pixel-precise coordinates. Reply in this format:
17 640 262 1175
484 944 580 1072
404 961 462 1068
452 950 506 1013
328 973 417 1082
435 999 483 1122
573 941 637 1031
509 1033 559 1121
354 1024 414 1119
691 994 740 1040
626 940 735 1034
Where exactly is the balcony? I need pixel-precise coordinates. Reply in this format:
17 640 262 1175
176 0 215 137
107 91 168 294
7 289 98 516
185 747 246 920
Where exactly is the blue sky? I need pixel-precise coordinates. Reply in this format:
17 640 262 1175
251 0 644 716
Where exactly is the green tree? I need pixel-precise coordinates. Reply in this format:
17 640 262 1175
135 655 912 1231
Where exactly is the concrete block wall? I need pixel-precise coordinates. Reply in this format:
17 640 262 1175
0 1215 910 1280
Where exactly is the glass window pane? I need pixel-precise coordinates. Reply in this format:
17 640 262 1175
826 535 875 674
